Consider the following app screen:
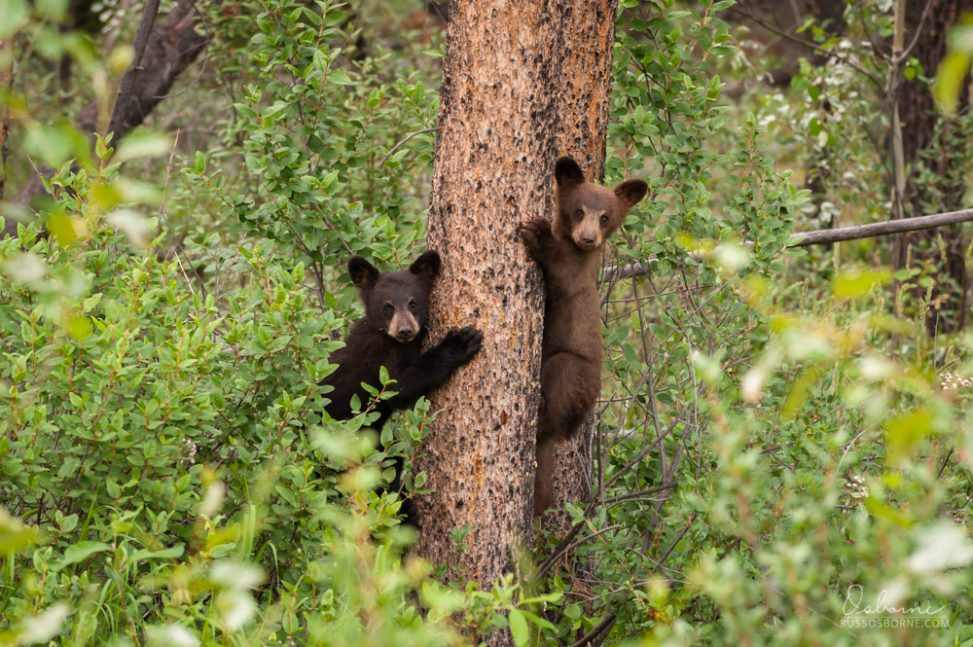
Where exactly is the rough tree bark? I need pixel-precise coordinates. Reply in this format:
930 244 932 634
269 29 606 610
4 0 208 237
416 5 622 644
415 1 562 594
418 0 570 587
895 0 973 333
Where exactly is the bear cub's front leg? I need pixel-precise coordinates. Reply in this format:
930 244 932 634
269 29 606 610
394 326 483 406
518 218 554 268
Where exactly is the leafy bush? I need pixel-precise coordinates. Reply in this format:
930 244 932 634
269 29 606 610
2 0 973 645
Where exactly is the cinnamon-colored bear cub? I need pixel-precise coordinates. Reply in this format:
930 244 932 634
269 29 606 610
520 156 647 514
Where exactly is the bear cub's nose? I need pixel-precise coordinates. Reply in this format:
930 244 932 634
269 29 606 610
397 325 415 339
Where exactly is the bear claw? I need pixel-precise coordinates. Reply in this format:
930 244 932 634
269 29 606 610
519 218 550 255
444 326 483 363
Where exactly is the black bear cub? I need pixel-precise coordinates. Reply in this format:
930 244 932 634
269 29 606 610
520 156 648 514
321 250 483 521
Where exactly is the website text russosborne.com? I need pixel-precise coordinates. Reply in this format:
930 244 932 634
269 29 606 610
840 616 950 629
840 585 950 630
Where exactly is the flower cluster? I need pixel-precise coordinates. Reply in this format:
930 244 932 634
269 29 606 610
940 371 973 392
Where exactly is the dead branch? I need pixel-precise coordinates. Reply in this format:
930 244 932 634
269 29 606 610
602 207 973 282
788 207 973 247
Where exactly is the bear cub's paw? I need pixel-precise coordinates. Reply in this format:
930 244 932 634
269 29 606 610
518 218 551 257
441 326 484 364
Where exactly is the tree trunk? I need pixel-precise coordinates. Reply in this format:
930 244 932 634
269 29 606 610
547 0 619 535
0 37 13 204
417 4 621 643
415 1 562 593
415 0 616 617
895 0 973 333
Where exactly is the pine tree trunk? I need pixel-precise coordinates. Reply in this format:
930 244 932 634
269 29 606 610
415 2 619 636
415 1 564 591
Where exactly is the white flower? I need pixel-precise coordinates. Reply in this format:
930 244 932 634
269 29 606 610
145 624 200 647
18 603 70 644
216 591 257 632
907 521 973 575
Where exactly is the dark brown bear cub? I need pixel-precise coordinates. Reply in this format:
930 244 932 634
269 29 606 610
321 250 483 521
520 156 647 514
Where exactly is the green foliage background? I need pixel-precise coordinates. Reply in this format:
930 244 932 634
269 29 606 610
1 0 972 645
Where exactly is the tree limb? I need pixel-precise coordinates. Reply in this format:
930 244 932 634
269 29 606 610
107 0 161 137
788 207 973 247
602 207 973 282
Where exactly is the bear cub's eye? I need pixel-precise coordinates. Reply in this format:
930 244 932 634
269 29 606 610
408 300 418 311
573 209 584 221
600 214 610 226
383 303 394 316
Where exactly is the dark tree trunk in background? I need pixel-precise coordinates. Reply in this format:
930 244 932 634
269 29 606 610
0 37 12 204
732 0 848 231
893 0 973 334
4 0 208 238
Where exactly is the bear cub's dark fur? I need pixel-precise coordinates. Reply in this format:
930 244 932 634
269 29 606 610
321 250 483 520
520 156 648 514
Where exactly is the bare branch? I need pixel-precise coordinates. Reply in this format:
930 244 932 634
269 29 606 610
789 207 973 246
602 207 973 282
381 127 436 165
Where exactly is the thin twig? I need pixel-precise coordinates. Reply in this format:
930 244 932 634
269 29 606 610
568 612 617 647
538 524 623 578
729 6 884 90
381 127 436 165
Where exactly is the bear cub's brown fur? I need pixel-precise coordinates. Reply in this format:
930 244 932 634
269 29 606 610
321 251 483 523
520 156 647 514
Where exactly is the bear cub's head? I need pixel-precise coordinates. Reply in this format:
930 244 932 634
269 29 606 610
348 251 441 343
555 156 648 252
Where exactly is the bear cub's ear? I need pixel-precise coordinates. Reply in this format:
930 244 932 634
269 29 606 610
614 179 649 209
555 156 585 188
409 250 442 282
348 256 380 290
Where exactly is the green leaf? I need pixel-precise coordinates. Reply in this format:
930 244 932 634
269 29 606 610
934 51 971 114
131 544 185 562
114 130 172 163
23 123 85 168
832 267 891 299
519 609 557 631
885 408 932 466
508 609 529 647
56 541 111 571
0 0 29 38
328 69 354 86
0 508 43 553
36 0 68 19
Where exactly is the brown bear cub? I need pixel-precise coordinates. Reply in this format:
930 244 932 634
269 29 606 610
520 156 648 514
321 250 483 522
